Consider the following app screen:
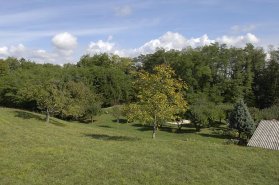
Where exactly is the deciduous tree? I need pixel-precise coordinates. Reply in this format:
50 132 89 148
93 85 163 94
86 103 102 123
112 105 122 128
132 64 188 139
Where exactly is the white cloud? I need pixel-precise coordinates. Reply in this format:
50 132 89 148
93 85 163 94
114 5 132 16
242 25 257 32
51 32 78 50
86 32 215 57
0 46 9 56
231 25 240 33
87 36 116 54
108 35 113 41
0 33 79 64
0 32 262 65
231 24 257 33
216 33 260 47
9 44 26 58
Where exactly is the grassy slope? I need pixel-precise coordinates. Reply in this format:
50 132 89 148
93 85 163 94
0 107 279 185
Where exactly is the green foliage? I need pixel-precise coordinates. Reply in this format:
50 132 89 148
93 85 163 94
86 103 102 123
228 98 256 138
188 105 208 131
19 79 94 122
19 79 65 122
0 59 9 77
187 99 228 131
259 104 279 120
138 43 269 108
248 107 261 124
6 57 20 73
0 43 277 121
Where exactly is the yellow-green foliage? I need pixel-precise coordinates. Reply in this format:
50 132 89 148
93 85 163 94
131 64 188 135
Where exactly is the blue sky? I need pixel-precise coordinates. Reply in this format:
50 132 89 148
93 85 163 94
0 0 278 64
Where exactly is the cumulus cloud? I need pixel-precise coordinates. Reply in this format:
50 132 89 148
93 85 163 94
231 25 257 33
10 44 26 58
87 36 116 54
0 46 9 57
216 33 260 47
0 32 79 64
114 5 132 16
86 31 216 57
86 32 261 57
120 32 215 56
0 32 261 65
51 32 77 50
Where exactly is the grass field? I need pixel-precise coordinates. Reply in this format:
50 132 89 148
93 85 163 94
0 107 279 185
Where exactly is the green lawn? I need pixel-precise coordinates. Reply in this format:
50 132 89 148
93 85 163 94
0 107 278 185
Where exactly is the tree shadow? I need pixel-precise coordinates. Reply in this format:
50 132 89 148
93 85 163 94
13 110 66 127
112 119 127 124
50 119 67 127
132 124 153 131
180 123 195 128
13 111 44 121
84 134 140 141
79 120 97 124
198 133 231 140
159 127 197 134
132 123 196 133
99 125 112 128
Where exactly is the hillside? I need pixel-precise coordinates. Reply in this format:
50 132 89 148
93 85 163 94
0 107 279 185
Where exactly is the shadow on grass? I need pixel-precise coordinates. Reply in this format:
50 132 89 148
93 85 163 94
132 123 196 133
99 125 112 128
77 117 99 124
181 124 195 128
198 133 231 140
84 134 140 141
132 124 153 131
112 119 127 124
13 111 44 121
13 110 66 127
50 119 67 127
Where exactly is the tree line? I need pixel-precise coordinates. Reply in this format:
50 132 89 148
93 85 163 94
0 43 278 125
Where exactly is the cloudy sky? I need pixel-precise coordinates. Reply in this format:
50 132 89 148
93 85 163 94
0 0 278 65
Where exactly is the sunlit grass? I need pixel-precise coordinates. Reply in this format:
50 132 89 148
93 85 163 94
0 107 278 185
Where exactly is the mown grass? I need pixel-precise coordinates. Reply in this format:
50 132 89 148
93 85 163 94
0 107 279 185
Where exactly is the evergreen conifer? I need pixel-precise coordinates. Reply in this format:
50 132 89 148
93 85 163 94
228 98 256 138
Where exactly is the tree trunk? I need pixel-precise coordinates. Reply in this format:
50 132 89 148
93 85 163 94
178 121 182 130
117 118 119 128
46 109 50 123
152 115 156 139
238 131 241 139
91 116 93 123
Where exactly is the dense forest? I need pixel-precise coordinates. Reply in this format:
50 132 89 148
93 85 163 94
0 43 278 125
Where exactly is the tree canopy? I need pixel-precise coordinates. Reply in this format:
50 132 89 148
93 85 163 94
131 64 188 139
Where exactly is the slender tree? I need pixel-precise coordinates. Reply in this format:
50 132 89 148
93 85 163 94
86 103 102 123
112 105 123 128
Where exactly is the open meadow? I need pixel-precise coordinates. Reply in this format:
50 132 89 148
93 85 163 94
0 107 279 185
